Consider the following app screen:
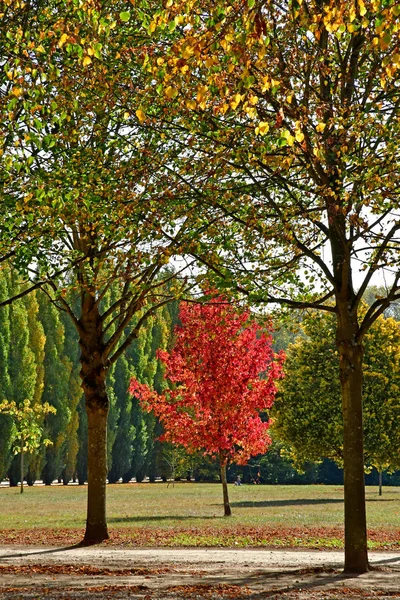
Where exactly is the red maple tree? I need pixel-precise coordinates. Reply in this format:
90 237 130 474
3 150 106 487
129 296 284 516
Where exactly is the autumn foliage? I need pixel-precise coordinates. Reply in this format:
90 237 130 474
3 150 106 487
129 296 284 466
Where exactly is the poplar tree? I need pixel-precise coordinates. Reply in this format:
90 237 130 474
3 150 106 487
38 294 72 485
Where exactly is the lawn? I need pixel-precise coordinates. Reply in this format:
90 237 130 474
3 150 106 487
1 483 399 549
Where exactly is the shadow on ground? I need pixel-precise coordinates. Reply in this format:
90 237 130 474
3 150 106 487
108 515 218 523
228 498 344 508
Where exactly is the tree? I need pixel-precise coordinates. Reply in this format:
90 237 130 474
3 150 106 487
130 296 284 516
4 1 202 543
274 311 400 489
140 0 400 572
38 293 72 485
0 399 56 494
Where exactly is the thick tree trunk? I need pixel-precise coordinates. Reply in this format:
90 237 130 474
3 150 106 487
378 471 383 497
79 293 110 545
220 456 231 517
336 309 368 573
84 402 109 543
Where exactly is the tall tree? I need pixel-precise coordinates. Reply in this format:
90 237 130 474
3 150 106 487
0 272 12 478
6 1 200 543
7 271 40 486
38 293 72 485
141 0 400 572
130 296 284 516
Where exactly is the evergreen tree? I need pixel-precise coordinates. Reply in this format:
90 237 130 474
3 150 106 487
0 272 12 479
25 289 46 485
108 355 135 483
38 294 72 485
60 295 84 484
7 271 38 486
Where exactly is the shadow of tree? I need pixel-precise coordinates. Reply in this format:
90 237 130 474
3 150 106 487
108 515 219 523
228 498 344 508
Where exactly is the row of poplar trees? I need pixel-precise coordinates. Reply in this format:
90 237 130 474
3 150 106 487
0 267 178 486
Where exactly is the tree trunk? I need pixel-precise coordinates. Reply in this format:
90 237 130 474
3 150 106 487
219 455 231 517
84 402 109 543
79 293 110 545
20 439 24 494
378 470 383 497
336 309 368 573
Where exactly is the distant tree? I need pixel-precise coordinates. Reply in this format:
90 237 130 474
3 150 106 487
0 274 13 479
38 295 72 485
7 272 41 486
0 399 56 493
130 296 284 516
273 311 400 494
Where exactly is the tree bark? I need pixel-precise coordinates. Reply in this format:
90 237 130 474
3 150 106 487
378 470 383 497
79 292 110 545
20 438 24 494
220 455 231 517
336 307 368 573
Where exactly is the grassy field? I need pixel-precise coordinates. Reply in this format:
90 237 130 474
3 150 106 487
1 483 399 549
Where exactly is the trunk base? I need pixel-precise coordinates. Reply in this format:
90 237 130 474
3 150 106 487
82 523 109 545
343 562 369 575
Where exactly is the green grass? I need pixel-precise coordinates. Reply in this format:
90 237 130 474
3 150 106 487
0 482 399 531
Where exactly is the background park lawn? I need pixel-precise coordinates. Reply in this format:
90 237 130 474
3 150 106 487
1 483 399 550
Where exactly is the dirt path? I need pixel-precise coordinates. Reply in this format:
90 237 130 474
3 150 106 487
0 545 399 599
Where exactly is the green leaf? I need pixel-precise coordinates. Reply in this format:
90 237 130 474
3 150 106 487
120 11 130 22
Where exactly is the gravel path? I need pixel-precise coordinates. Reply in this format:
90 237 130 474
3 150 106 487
0 545 399 599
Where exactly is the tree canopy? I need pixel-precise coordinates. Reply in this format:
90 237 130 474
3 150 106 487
274 310 400 474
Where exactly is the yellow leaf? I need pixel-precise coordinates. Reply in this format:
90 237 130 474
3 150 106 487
260 76 270 92
166 0 173 6
186 99 197 110
295 130 304 143
182 46 193 59
82 55 92 66
124 112 130 120
249 95 259 105
58 33 68 48
358 0 367 16
165 86 178 99
12 87 23 97
284 130 295 146
87 47 94 56
393 53 400 65
136 109 145 122
36 44 45 53
149 21 157 33
316 122 326 133
255 121 269 135
286 94 293 104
